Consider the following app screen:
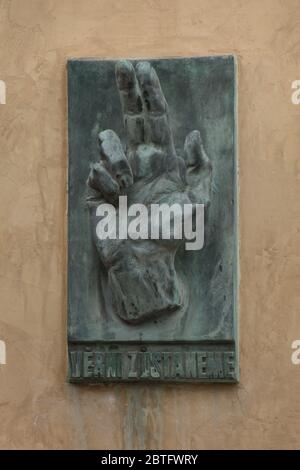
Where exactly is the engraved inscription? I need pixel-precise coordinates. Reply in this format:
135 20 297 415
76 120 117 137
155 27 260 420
69 349 236 382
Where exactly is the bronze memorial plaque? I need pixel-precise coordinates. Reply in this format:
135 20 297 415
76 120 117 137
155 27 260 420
67 56 238 383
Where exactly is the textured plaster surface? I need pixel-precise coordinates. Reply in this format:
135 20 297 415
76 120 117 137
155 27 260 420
0 0 300 450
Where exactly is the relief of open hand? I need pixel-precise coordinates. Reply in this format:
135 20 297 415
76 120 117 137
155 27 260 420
86 60 212 324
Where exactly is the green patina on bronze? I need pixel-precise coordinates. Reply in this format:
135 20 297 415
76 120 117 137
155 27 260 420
67 56 238 383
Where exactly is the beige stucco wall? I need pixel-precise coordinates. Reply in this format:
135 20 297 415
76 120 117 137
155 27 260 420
0 0 300 449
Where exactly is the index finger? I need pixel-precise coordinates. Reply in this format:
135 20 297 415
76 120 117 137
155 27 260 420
115 60 144 154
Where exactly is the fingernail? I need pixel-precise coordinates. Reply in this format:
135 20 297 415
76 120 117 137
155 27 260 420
115 60 135 90
135 61 152 85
